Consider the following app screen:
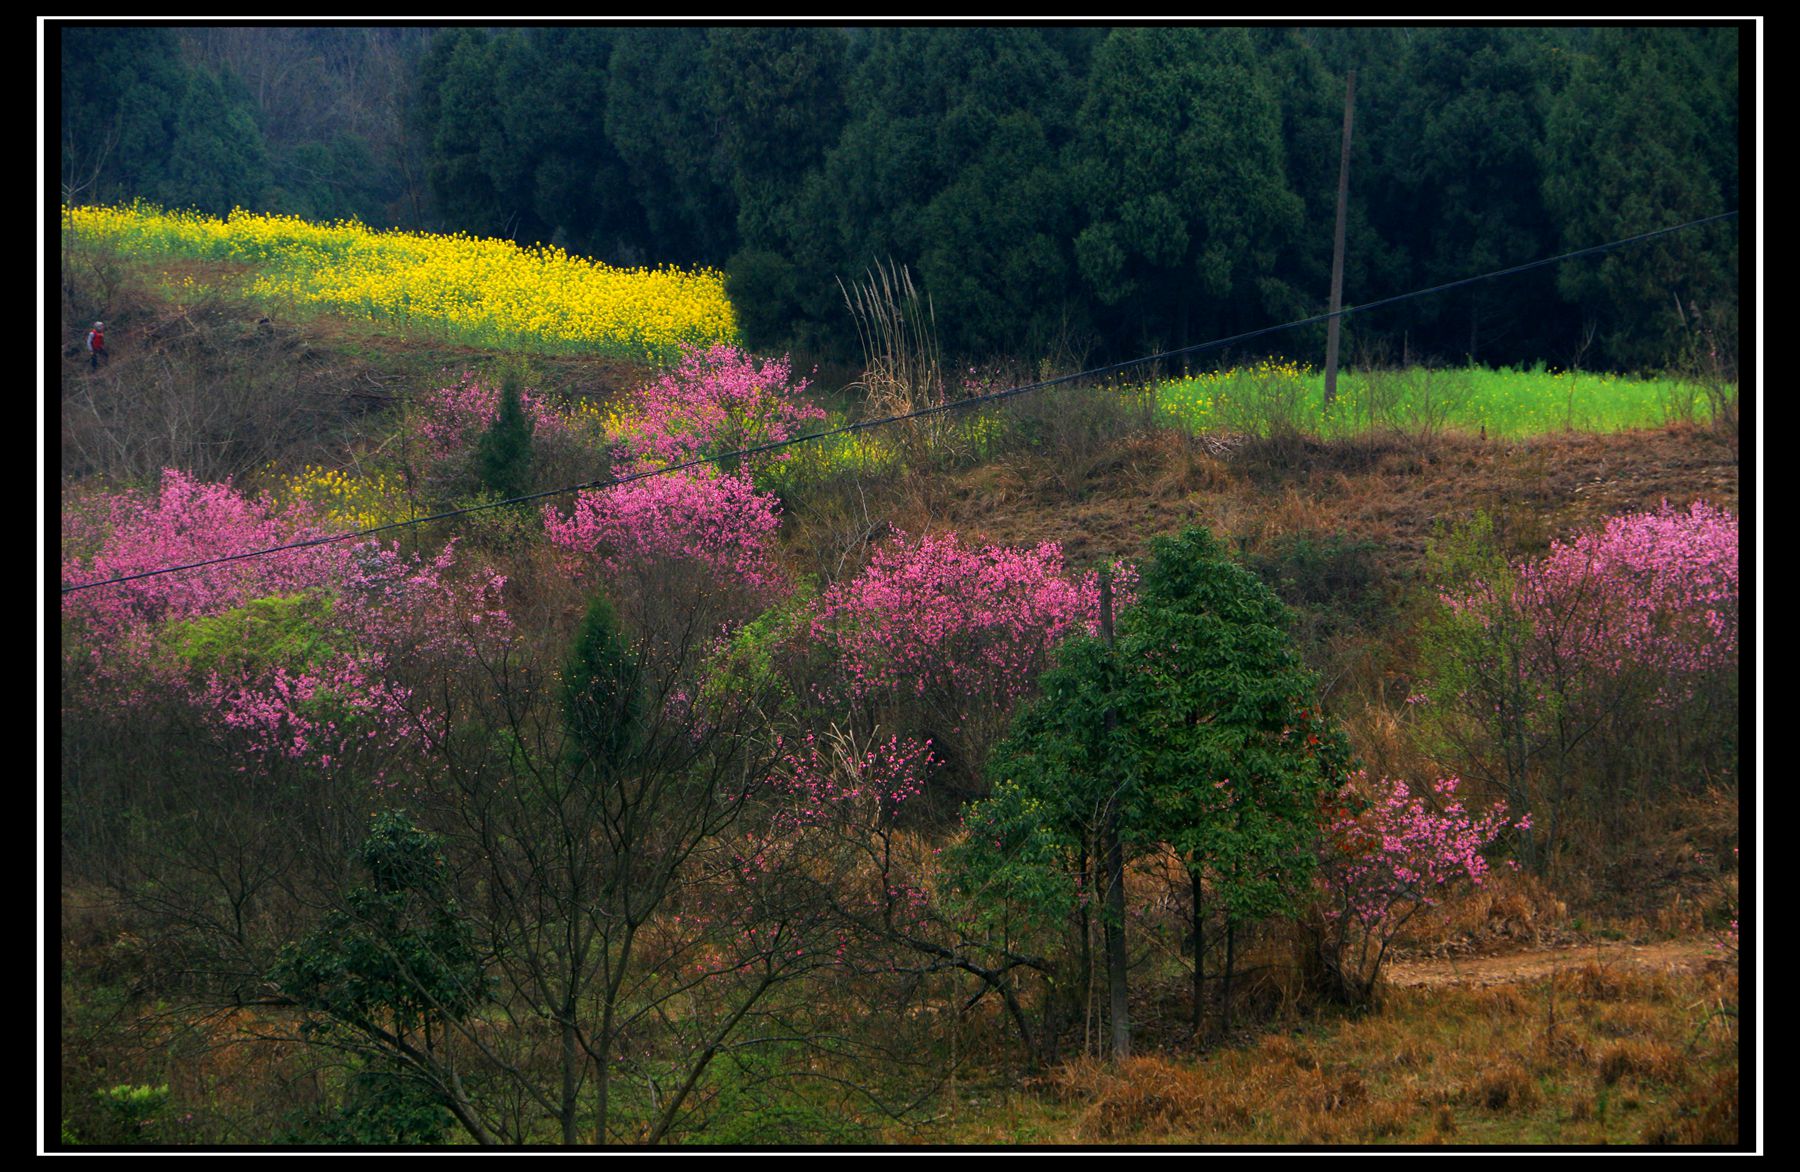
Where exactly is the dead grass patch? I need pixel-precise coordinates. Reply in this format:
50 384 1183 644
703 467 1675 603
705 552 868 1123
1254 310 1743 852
1567 962 1672 1005
1593 1002 1663 1039
1464 1060 1542 1111
1359 1099 1416 1140
1637 1066 1739 1145
1596 1039 1684 1087
1475 986 1528 1017
1056 1056 1208 1140
1393 870 1569 957
928 958 1737 1146
1424 1103 1459 1141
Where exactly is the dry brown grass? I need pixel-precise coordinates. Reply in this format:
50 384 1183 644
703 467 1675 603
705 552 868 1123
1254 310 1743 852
1358 1098 1417 1140
1593 1002 1665 1040
918 426 1735 693
1638 1066 1739 1145
1566 961 1673 1004
1421 1102 1459 1142
1390 870 1571 957
1464 1060 1542 1111
1125 429 1235 501
938 955 1740 1146
1474 985 1529 1018
1596 1039 1685 1087
1053 1056 1205 1140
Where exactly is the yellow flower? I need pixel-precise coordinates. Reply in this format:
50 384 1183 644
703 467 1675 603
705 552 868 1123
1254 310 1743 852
63 203 738 360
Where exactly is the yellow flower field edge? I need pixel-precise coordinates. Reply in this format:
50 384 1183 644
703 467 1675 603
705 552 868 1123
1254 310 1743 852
63 202 739 363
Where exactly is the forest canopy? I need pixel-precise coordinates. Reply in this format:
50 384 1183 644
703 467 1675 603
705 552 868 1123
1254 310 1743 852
56 24 1742 372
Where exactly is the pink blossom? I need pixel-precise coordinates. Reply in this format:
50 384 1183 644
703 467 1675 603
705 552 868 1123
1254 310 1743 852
810 529 1134 730
1445 501 1738 705
543 466 786 597
1319 772 1526 934
613 344 825 475
409 371 573 470
62 469 512 770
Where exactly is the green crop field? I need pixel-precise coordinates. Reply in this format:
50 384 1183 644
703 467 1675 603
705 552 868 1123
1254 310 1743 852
1138 359 1727 441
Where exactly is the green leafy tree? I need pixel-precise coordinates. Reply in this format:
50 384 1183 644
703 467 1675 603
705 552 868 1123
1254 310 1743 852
1071 28 1304 354
1375 28 1564 365
283 1066 456 1145
60 26 186 202
1542 27 1738 369
414 29 550 243
759 27 1087 360
706 26 849 252
271 811 490 1143
604 27 739 265
403 580 824 1144
898 27 1088 358
59 25 271 213
497 28 647 261
1244 28 1351 357
710 26 850 350
560 593 643 772
157 67 274 214
969 527 1349 1051
268 133 389 224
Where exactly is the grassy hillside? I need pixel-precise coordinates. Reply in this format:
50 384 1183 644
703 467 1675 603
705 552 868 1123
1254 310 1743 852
56 222 1744 1149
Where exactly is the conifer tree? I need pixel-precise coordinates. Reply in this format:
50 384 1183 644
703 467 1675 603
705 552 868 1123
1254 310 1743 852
476 373 533 500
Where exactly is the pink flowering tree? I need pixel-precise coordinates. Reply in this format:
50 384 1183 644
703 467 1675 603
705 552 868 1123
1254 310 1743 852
405 371 607 504
1424 502 1738 872
612 343 826 482
807 529 1133 775
62 469 342 661
1518 500 1738 696
742 723 1053 1068
409 371 575 471
61 468 510 777
1315 773 1529 1004
542 466 788 610
765 727 936 838
746 726 939 949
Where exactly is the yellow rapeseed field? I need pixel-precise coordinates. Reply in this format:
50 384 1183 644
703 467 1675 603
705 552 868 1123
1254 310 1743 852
281 465 414 532
63 203 738 361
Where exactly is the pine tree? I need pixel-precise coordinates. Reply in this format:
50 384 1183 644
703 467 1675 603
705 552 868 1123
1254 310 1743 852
476 374 533 500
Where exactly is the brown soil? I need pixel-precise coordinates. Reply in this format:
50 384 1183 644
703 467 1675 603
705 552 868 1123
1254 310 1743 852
1384 937 1721 990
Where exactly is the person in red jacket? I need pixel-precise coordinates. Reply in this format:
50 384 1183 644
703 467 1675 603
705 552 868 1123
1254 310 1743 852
86 321 107 369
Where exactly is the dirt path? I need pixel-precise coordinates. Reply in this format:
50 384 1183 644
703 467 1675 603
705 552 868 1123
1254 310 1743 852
1384 938 1720 990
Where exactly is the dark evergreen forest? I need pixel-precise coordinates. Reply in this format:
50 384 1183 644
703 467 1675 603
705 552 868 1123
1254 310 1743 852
57 25 1741 371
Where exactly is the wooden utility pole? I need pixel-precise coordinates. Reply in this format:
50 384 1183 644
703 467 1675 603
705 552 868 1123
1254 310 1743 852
1323 69 1357 409
1098 567 1129 1060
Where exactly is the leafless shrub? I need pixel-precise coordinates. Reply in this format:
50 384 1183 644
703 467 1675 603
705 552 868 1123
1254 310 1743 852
60 288 388 485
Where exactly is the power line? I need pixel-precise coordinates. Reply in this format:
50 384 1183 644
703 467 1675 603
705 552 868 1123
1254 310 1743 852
61 209 1737 596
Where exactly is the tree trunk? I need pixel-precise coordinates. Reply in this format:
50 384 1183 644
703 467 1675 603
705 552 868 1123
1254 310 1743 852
560 1015 580 1145
1098 568 1129 1060
1190 868 1205 1041
1105 807 1129 1060
1221 920 1236 1041
1079 840 1093 1055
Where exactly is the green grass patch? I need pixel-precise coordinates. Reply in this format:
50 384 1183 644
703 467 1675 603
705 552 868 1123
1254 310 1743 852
1143 361 1725 439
